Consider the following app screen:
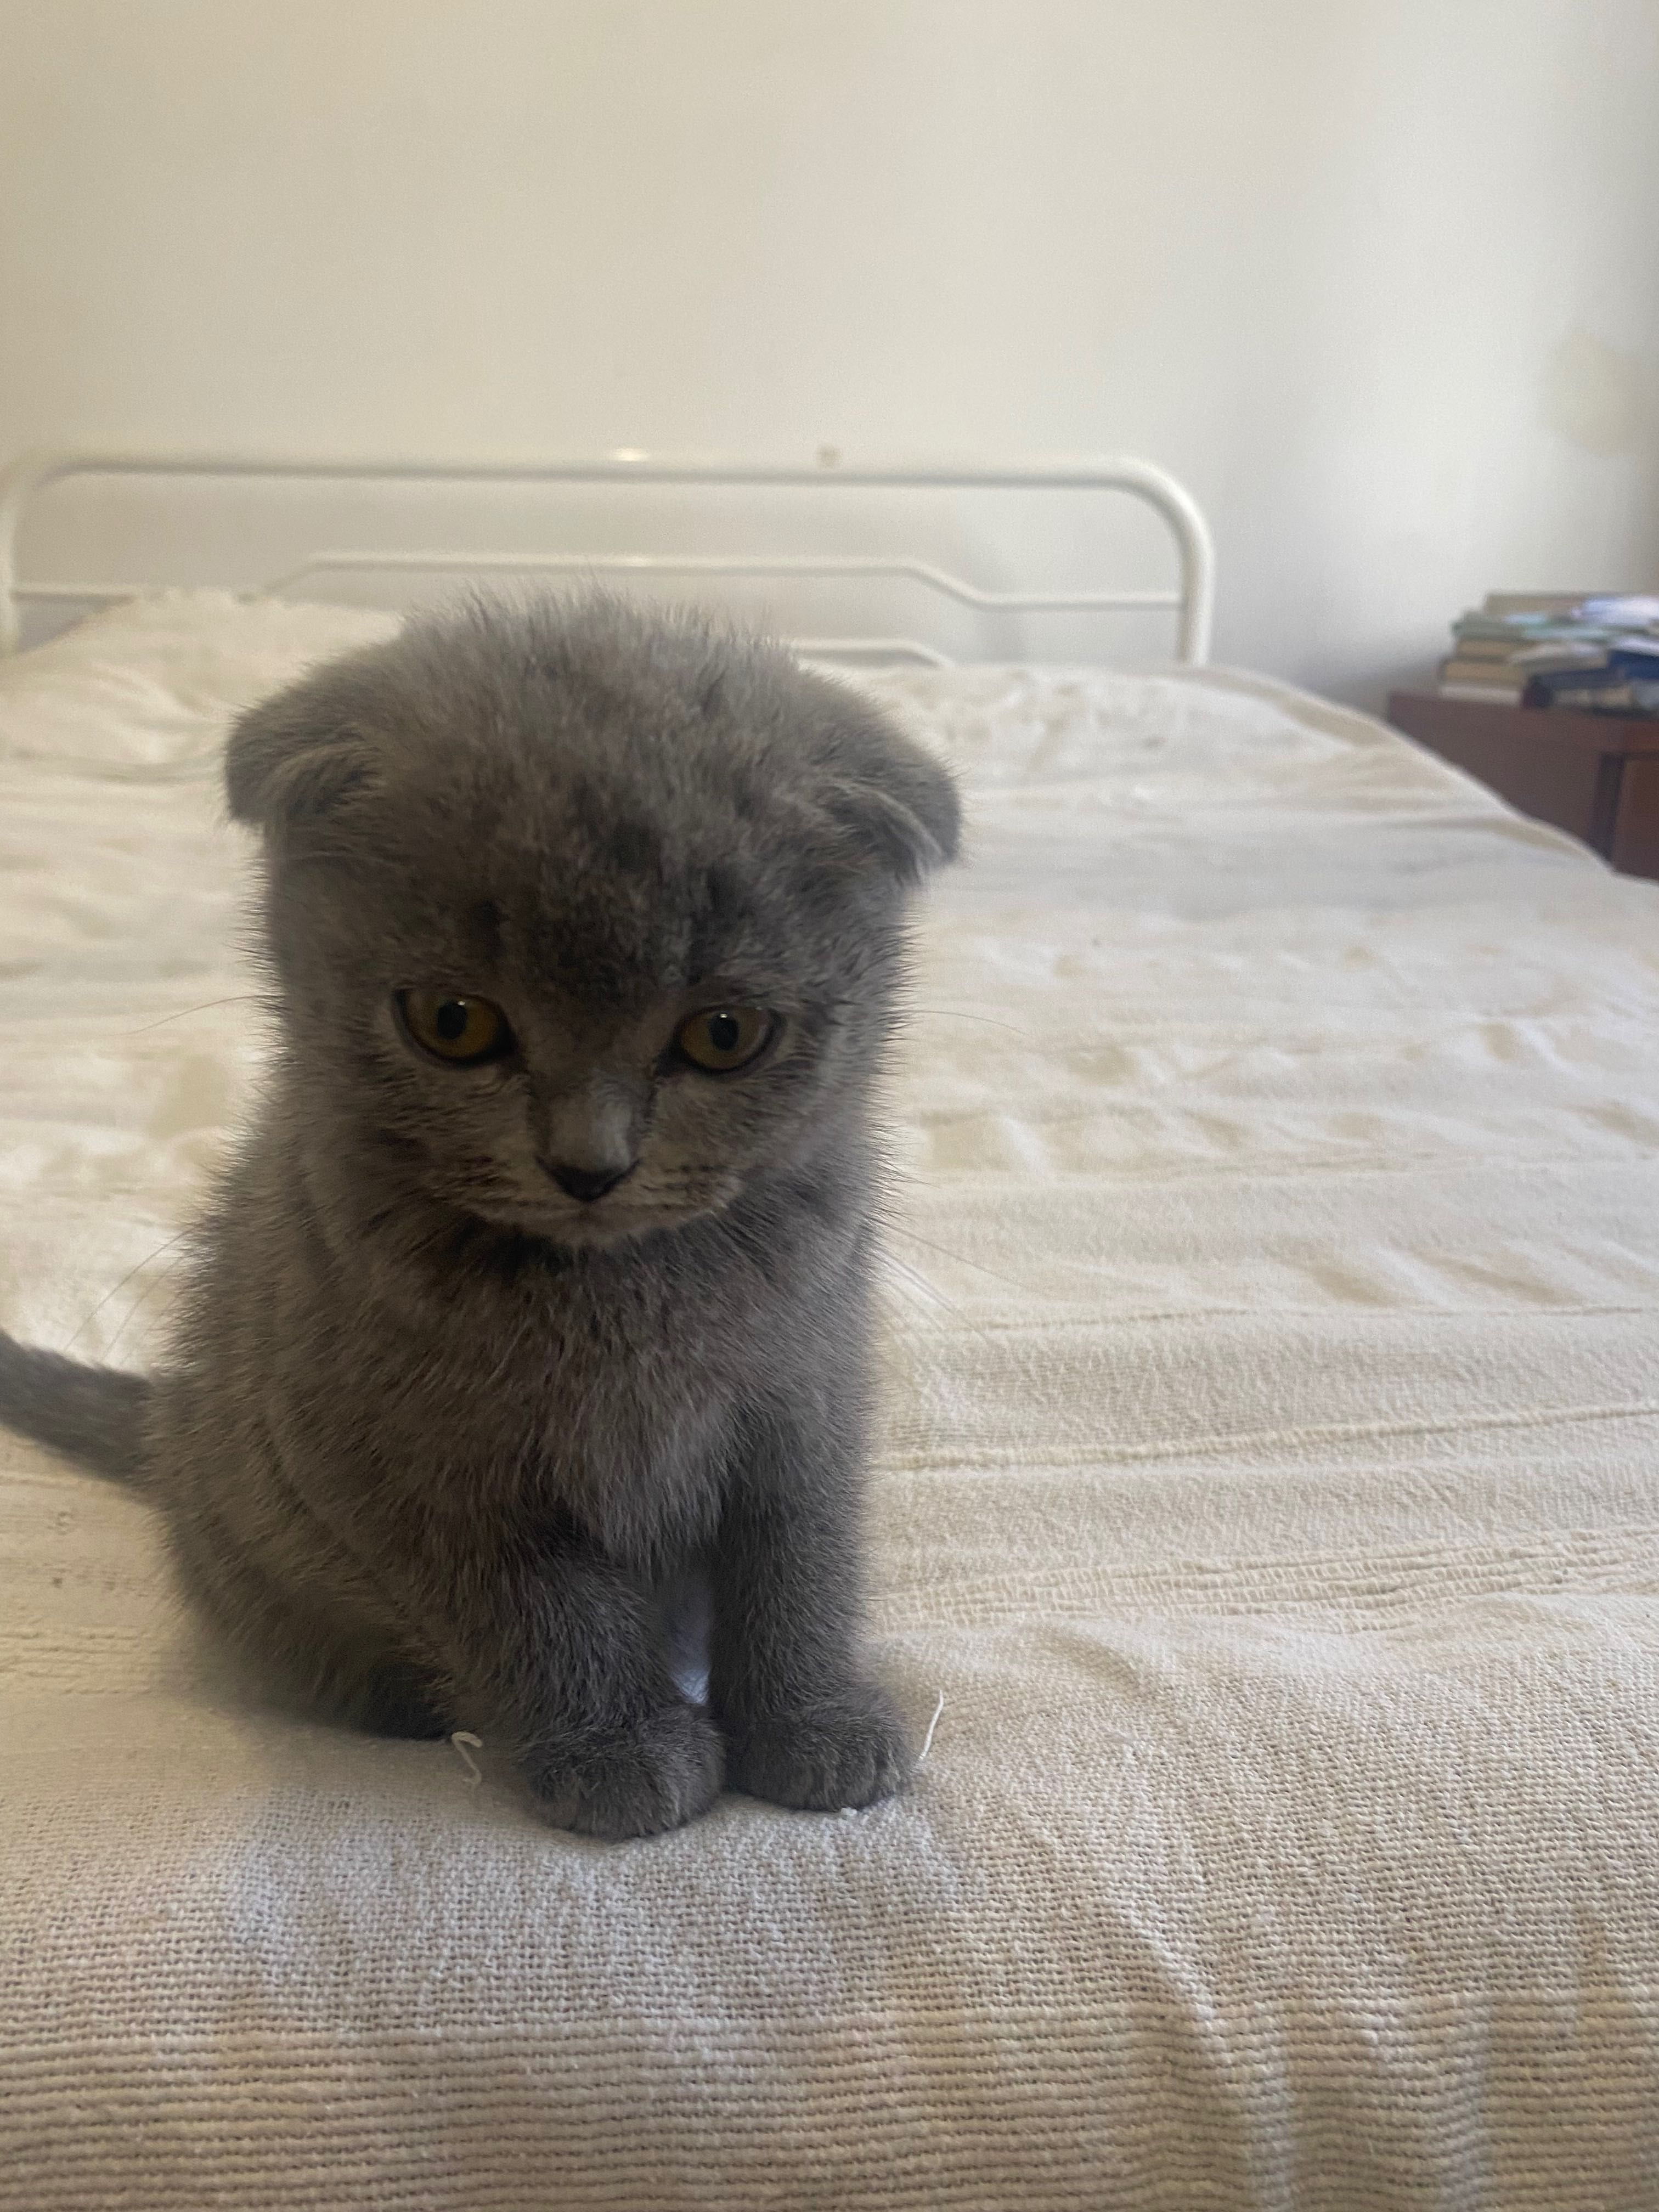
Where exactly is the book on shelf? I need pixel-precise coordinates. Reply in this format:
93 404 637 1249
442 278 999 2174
1481 591 1599 617
1438 659 1525 695
1523 646 1659 715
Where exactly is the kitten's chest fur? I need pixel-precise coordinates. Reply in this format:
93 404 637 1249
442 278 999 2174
275 1144 862 1571
503 1249 765 1559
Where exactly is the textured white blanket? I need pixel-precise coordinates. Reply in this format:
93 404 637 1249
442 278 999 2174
3 595 1658 2210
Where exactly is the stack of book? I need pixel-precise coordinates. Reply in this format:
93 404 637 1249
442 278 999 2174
1438 592 1659 713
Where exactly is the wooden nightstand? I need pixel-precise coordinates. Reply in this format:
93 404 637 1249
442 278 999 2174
1387 691 1659 882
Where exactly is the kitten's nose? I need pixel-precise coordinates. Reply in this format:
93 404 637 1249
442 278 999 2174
545 1161 634 1204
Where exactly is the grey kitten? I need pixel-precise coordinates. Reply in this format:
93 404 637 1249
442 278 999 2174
0 596 959 1839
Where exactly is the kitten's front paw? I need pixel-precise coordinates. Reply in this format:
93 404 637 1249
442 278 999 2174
529 1702 724 1841
725 1680 913 1812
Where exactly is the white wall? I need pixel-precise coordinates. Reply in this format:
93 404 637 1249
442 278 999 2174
2 0 1656 704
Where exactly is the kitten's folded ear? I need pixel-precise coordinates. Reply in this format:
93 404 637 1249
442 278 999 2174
804 687 962 888
224 660 383 833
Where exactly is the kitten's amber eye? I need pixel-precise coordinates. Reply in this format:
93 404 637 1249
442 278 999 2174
398 991 512 1065
674 1006 774 1073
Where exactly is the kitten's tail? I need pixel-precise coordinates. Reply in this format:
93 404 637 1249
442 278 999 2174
0 1333 151 1486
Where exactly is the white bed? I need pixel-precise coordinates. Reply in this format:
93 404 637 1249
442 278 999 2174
3 504 1659 2206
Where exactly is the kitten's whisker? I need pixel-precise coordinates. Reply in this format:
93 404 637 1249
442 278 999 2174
104 1253 193 1359
876 1248 1013 1356
885 1224 1031 1296
124 995 263 1036
915 1005 1030 1037
878 1255 964 1322
64 1228 193 1356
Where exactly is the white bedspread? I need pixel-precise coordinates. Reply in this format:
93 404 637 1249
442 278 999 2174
3 594 1658 2210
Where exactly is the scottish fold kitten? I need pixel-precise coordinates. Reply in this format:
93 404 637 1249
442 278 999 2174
0 597 959 1839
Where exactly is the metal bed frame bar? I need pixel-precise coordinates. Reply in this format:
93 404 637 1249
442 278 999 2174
0 448 1215 664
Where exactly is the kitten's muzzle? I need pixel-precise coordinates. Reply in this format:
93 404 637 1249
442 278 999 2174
531 1076 644 1203
543 1159 636 1204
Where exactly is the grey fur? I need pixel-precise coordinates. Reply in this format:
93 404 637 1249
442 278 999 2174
0 597 959 1839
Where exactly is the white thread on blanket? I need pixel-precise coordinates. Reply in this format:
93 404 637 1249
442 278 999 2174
449 1731 484 1787
837 1690 948 1818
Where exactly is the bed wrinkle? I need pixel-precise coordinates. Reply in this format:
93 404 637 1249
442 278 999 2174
880 1397 1659 1469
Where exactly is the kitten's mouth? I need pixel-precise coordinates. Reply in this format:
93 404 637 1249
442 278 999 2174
470 1180 740 1248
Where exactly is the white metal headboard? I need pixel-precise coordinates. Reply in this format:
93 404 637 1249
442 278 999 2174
0 448 1215 665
